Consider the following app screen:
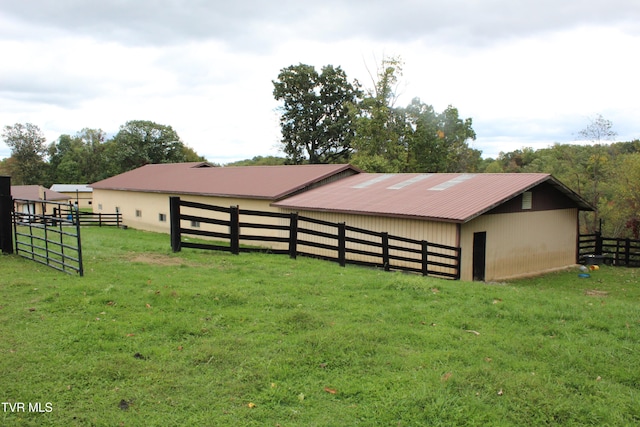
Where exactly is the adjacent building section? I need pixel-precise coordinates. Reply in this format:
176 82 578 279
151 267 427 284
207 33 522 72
90 162 360 233
11 185 70 215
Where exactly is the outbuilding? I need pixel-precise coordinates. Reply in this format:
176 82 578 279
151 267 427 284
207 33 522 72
50 184 93 209
11 185 70 216
273 172 593 281
91 163 592 281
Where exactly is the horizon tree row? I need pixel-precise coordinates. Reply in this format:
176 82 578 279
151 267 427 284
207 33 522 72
1 120 205 186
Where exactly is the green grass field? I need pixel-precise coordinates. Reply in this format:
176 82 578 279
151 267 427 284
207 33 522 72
1 227 639 426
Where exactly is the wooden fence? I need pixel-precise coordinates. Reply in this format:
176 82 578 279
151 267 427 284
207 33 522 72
169 197 461 280
54 206 122 227
578 232 640 267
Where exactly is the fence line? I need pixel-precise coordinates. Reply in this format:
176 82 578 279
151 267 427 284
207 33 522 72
578 232 640 267
55 206 122 227
12 198 84 276
170 197 461 280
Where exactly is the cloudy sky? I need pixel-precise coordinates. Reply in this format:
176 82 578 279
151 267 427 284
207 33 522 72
1 1 639 164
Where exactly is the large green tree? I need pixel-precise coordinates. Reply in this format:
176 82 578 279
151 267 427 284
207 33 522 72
109 120 189 172
1 123 48 185
273 63 362 164
48 128 108 183
405 101 479 173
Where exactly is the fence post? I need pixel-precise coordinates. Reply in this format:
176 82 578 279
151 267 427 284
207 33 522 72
421 241 428 276
230 205 240 255
382 232 390 271
289 212 298 259
169 196 182 252
595 231 603 255
338 222 346 267
0 176 13 254
75 202 84 276
455 248 462 280
625 238 631 266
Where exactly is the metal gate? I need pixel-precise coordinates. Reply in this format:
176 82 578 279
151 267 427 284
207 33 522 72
12 198 84 276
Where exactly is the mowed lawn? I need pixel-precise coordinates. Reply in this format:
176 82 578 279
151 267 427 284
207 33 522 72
1 227 639 426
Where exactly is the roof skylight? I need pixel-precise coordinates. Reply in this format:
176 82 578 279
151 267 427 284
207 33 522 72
428 174 476 191
352 174 395 189
387 174 433 190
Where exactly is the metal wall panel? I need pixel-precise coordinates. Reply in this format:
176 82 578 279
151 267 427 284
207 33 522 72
461 208 578 281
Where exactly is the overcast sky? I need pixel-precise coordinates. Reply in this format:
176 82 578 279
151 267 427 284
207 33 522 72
1 0 639 164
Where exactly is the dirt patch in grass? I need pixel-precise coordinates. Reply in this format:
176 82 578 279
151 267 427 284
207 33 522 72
128 253 191 266
584 289 609 297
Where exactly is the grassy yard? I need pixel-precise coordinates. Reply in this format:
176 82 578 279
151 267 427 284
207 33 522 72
1 227 639 426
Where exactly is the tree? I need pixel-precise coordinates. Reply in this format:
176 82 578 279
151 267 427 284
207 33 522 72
181 145 207 163
1 123 48 184
352 57 478 173
351 56 408 172
48 128 110 183
436 105 479 172
110 120 188 172
577 114 617 232
273 63 362 164
404 98 457 172
48 134 84 183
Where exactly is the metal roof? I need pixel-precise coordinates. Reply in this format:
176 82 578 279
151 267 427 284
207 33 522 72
50 184 93 193
90 163 360 200
273 173 593 223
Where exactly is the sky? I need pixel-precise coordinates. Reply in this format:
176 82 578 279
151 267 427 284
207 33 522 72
1 0 639 164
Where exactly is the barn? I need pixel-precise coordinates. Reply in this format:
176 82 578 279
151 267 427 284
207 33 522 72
272 172 593 281
90 162 360 233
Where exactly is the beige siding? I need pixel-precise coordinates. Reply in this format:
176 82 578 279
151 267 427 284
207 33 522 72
58 192 93 209
93 189 280 237
460 208 578 281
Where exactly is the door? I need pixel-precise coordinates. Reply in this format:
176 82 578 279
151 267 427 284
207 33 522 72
472 231 487 281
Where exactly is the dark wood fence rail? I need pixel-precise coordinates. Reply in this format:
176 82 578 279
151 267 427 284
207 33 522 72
578 232 640 267
169 197 461 280
54 206 122 227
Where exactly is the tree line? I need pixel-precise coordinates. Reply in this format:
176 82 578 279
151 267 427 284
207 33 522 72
1 120 205 186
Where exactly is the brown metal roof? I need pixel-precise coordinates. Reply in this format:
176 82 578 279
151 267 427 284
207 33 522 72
90 163 360 200
11 185 70 201
273 173 593 223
